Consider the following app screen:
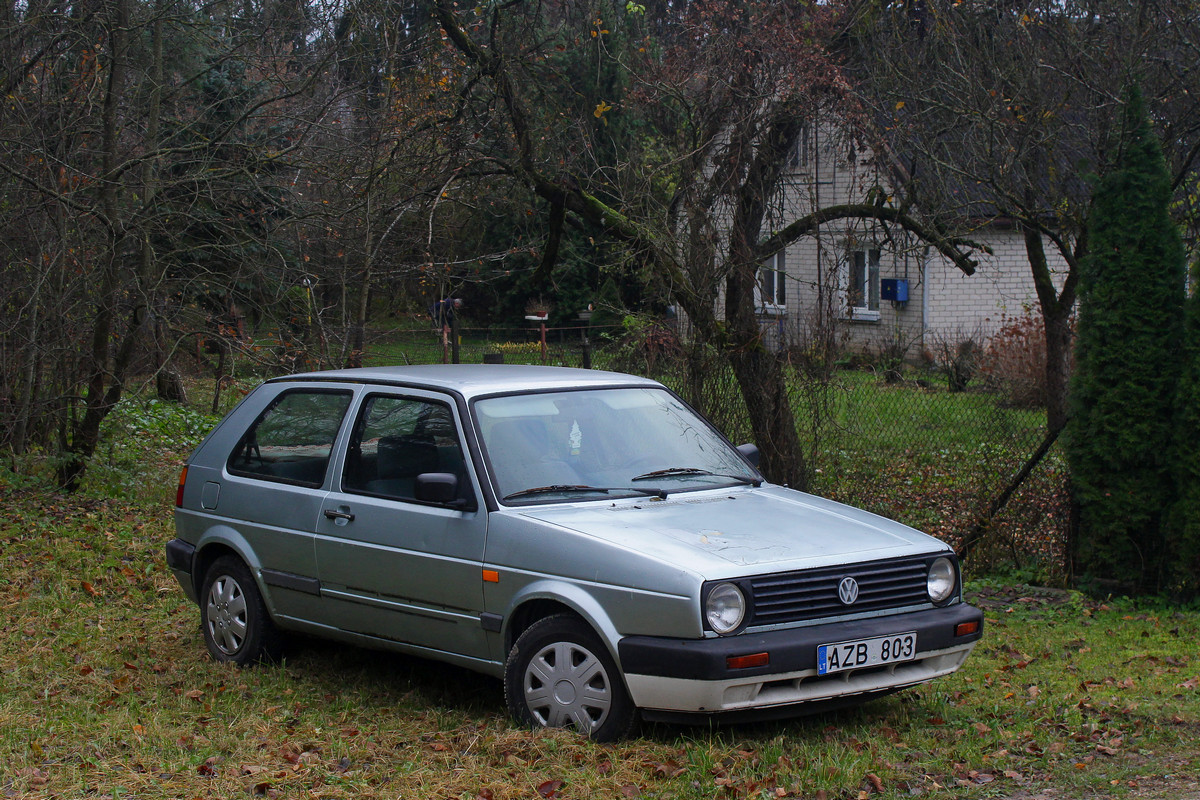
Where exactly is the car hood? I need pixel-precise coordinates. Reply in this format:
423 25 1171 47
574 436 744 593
512 485 947 578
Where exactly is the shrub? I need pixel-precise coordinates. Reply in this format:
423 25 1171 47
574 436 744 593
978 308 1055 409
929 326 983 393
608 315 682 375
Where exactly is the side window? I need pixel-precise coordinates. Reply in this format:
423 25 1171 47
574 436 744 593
343 394 470 503
227 389 353 487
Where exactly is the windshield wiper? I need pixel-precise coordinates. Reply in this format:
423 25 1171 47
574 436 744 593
631 467 761 487
504 484 668 501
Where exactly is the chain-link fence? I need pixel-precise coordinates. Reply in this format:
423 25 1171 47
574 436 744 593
365 324 1070 578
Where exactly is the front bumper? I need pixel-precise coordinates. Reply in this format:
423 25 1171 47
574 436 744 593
618 603 982 718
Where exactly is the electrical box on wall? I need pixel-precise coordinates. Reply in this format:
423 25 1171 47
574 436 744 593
880 278 909 303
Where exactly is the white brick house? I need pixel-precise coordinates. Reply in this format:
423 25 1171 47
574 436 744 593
748 125 1070 358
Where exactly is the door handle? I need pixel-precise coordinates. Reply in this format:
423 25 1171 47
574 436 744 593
323 508 355 522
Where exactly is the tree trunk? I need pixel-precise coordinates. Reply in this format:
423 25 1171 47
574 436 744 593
58 0 130 490
728 348 807 489
1043 301 1074 432
1022 222 1078 432
725 252 807 489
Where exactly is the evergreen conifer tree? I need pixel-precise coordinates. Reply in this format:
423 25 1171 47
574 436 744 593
1066 85 1187 595
1169 258 1200 595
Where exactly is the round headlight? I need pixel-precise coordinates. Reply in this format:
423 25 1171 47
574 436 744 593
705 582 746 634
927 557 956 604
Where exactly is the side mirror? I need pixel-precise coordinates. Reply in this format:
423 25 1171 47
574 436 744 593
415 472 464 506
736 443 760 469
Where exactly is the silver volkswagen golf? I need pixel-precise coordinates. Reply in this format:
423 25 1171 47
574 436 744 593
167 365 982 740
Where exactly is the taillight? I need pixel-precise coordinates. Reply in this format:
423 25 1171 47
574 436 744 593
176 465 188 507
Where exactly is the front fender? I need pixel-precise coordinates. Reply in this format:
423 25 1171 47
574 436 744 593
501 579 626 663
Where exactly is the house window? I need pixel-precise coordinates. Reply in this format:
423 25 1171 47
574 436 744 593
757 252 786 315
843 247 881 320
787 123 811 172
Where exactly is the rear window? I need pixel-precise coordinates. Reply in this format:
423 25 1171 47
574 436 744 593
226 389 353 487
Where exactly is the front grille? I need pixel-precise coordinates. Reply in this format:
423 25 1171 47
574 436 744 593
748 556 936 627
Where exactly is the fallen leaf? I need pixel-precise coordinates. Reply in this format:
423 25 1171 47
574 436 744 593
538 779 565 798
652 761 686 778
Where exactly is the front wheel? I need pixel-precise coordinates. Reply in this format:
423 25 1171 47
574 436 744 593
199 555 284 666
504 614 637 741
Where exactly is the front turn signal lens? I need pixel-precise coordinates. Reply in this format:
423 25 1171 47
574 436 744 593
726 652 770 670
955 621 980 637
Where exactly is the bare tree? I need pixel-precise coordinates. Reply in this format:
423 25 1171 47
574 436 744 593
432 0 982 487
0 0 345 486
848 0 1200 432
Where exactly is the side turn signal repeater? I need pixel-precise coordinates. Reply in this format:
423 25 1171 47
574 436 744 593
482 569 500 583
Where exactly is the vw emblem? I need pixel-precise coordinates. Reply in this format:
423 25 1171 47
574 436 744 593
837 576 860 605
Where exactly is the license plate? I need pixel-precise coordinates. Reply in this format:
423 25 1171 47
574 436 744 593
817 632 917 675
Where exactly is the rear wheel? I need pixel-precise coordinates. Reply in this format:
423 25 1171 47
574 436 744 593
504 614 637 741
200 555 284 666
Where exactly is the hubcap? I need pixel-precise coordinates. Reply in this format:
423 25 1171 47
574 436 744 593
523 641 611 733
206 574 249 655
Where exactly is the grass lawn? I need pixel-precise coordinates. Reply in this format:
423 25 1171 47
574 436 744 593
0 354 1133 797
1 487 1196 799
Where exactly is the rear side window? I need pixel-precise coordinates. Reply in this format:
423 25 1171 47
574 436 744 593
227 389 353 487
343 394 471 504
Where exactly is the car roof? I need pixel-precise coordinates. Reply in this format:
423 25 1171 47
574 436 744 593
268 364 664 401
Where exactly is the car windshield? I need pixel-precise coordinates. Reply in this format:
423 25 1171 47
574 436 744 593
475 387 759 504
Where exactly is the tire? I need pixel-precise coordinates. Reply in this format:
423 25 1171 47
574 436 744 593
199 555 284 666
504 614 637 741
